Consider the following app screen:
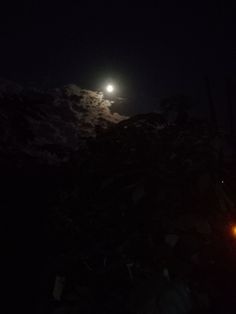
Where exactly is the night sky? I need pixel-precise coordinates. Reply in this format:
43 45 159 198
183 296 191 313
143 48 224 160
2 4 236 311
1 1 236 114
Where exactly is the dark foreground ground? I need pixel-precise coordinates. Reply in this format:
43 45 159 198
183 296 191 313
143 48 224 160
3 116 236 314
1 84 236 313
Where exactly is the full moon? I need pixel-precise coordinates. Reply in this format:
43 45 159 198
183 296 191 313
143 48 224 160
106 84 114 93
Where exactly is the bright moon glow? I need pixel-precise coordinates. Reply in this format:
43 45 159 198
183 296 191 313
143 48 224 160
106 84 114 93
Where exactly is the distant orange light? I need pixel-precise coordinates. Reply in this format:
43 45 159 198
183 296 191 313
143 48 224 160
231 225 236 237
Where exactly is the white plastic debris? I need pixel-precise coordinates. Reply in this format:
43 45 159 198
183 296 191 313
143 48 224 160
53 276 66 301
163 267 170 281
126 263 134 281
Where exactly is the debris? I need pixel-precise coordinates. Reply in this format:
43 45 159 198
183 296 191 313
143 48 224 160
163 268 170 281
53 276 66 301
126 263 134 281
